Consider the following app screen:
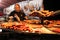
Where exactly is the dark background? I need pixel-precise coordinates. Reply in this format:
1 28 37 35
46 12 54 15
1 29 60 40
43 0 60 11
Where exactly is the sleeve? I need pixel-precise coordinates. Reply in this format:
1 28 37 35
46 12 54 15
22 11 26 17
9 11 14 17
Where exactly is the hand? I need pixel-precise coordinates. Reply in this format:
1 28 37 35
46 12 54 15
9 16 13 19
8 16 13 22
25 16 28 20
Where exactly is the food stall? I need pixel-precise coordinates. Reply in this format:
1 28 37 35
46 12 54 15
0 0 60 40
1 10 60 34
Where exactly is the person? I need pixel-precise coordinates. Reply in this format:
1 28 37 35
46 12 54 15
29 5 35 12
29 0 43 11
24 4 30 15
9 4 27 22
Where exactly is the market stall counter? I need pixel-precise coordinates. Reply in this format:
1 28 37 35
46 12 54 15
1 21 56 34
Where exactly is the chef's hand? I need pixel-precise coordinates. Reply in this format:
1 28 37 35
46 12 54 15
9 16 13 19
25 16 28 20
8 16 13 22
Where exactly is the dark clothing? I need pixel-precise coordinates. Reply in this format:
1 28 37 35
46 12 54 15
9 10 26 21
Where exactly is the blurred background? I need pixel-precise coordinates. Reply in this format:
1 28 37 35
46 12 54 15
0 0 60 16
0 0 43 16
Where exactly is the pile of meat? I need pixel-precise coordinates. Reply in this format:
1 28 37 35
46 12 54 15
1 22 32 32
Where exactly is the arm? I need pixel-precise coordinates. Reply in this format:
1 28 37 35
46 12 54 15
40 4 44 11
14 14 20 22
8 12 14 21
